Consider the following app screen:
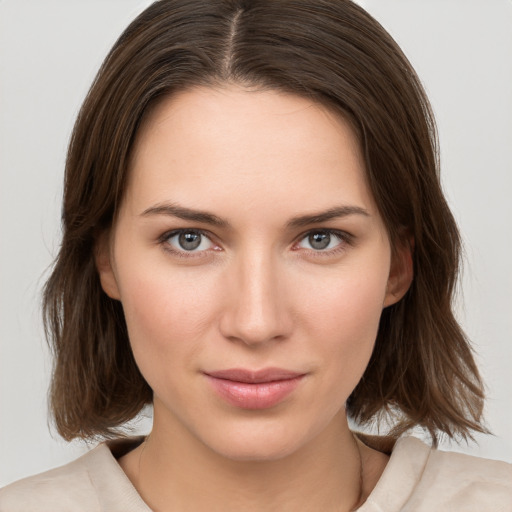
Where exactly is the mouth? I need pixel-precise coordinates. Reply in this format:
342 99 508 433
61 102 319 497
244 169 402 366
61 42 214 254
204 368 306 409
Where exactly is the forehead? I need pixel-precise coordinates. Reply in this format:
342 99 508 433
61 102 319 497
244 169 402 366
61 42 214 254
124 85 377 221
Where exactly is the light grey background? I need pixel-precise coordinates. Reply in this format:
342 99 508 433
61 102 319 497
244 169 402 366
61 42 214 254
1 0 511 486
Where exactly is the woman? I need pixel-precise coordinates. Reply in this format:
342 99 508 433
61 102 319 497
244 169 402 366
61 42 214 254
1 0 510 510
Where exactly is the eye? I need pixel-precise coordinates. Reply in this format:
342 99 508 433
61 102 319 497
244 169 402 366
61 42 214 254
296 230 347 251
162 229 215 253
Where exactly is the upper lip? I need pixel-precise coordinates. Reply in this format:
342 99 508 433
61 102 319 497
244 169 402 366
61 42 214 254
205 368 305 384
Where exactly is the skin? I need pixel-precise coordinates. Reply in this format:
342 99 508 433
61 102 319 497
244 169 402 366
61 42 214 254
97 85 412 511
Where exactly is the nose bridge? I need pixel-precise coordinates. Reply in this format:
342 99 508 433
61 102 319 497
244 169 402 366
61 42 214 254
220 245 290 345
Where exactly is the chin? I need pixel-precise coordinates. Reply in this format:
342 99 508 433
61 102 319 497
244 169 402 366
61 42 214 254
211 437 301 462
197 418 319 463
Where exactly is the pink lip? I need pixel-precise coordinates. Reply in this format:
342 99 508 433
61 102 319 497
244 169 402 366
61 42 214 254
205 368 306 409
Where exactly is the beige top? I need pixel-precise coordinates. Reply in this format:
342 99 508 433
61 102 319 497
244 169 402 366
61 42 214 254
1 436 511 511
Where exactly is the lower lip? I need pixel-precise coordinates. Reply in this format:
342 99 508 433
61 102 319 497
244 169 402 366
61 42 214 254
206 375 304 409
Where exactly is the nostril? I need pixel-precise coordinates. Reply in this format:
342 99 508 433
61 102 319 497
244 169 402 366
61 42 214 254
219 302 292 346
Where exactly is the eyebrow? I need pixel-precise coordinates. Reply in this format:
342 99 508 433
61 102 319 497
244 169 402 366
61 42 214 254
141 203 230 228
286 205 369 228
140 202 369 229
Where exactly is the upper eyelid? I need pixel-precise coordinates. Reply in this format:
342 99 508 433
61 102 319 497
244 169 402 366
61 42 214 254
293 229 354 254
295 228 353 242
159 227 350 239
158 227 352 252
158 229 218 259
159 228 215 242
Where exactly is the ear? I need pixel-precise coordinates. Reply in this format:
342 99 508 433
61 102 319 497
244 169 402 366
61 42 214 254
94 231 121 300
383 236 414 308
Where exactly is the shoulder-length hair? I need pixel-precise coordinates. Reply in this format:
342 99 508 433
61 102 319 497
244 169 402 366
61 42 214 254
44 0 485 444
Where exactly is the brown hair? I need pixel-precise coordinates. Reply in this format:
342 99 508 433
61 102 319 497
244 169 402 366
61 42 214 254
44 0 486 444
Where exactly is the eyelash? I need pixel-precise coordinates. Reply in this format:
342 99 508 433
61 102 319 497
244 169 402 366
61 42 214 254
294 229 354 257
158 229 218 259
157 228 354 259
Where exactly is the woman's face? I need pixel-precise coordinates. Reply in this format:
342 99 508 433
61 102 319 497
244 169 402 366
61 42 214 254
98 86 410 461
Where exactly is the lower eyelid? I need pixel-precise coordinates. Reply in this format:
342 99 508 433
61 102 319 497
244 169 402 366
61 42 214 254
296 230 352 250
159 229 215 253
158 229 352 258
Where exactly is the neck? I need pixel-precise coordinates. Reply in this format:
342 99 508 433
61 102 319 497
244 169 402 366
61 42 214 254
121 410 363 512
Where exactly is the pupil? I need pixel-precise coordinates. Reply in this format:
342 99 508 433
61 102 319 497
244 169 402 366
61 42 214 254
179 232 201 250
309 232 330 250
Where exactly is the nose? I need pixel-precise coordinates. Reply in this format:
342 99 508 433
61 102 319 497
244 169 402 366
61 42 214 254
219 250 293 347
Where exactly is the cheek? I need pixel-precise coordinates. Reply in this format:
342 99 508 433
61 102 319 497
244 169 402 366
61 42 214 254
303 260 388 337
300 263 389 390
114 259 221 383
